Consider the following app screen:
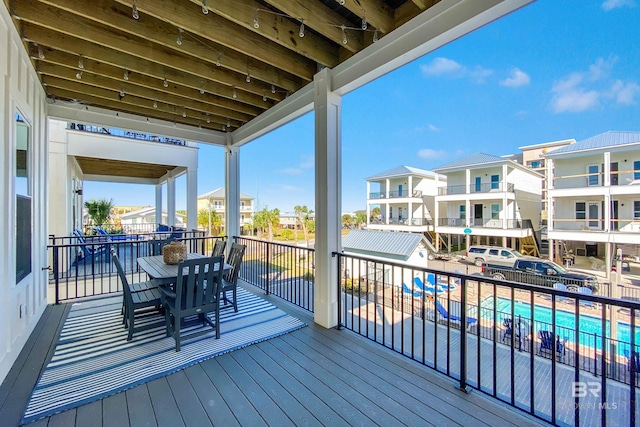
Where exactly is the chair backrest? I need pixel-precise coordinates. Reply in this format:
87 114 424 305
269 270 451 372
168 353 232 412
503 318 513 329
553 283 567 291
211 239 227 257
148 238 174 256
175 256 224 313
539 330 553 349
156 224 170 232
224 243 246 284
111 249 132 301
434 300 448 319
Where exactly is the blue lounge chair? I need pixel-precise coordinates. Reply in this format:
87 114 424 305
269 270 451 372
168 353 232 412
413 277 445 295
72 229 109 264
434 299 477 330
426 273 456 291
402 283 422 299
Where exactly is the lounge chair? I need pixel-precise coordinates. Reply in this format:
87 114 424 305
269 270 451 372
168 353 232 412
426 273 456 291
402 283 421 299
434 299 477 330
72 229 109 264
413 277 445 295
538 330 566 362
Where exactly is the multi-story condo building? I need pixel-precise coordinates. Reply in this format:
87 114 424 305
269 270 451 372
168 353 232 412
433 153 542 254
544 131 640 268
366 165 446 237
197 187 254 232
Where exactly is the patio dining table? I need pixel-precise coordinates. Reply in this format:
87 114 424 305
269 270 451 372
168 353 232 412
137 253 231 286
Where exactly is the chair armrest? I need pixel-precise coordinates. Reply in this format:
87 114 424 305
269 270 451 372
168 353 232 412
158 286 176 299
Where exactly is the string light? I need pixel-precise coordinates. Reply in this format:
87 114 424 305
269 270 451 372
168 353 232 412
163 76 169 87
341 25 348 45
132 0 139 20
77 55 84 69
253 9 259 29
232 87 237 98
37 45 45 59
216 52 221 67
123 69 129 81
339 0 345 5
200 82 205 94
361 14 367 30
263 92 267 101
299 20 305 38
206 114 211 124
201 0 208 15
176 28 183 46
182 109 187 118
222 124 225 131
120 86 125 98
271 84 276 94
153 99 157 108
227 119 231 127
76 70 83 79
246 71 251 83
373 29 378 42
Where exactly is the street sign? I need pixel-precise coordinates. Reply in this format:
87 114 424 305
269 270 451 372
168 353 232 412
463 228 472 235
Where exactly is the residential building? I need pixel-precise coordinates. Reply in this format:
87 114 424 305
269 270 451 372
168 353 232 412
197 187 254 232
366 165 446 236
433 153 543 254
544 131 640 270
118 206 186 230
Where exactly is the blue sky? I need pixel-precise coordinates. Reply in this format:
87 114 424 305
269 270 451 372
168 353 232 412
85 0 640 214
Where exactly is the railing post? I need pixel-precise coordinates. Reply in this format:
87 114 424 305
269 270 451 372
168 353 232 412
265 241 270 295
53 245 60 304
458 277 469 392
335 253 342 329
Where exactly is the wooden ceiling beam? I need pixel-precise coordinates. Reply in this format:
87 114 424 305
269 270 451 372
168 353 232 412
338 0 394 34
112 0 326 78
45 83 234 130
23 31 273 110
177 0 339 67
396 0 439 26
36 0 304 92
37 63 254 124
12 1 284 101
250 0 363 54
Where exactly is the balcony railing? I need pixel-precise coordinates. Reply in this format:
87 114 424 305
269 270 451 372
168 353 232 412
67 122 186 146
553 169 639 189
369 218 431 226
552 218 640 233
335 252 640 426
438 182 515 195
437 218 523 229
369 190 422 199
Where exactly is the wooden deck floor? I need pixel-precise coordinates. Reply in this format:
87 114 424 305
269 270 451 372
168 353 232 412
0 284 546 427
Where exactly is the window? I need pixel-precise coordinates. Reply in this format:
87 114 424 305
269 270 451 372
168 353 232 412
635 201 640 219
16 115 30 196
474 177 481 192
575 202 586 220
491 204 500 219
530 160 543 168
459 205 466 219
587 165 599 186
588 202 599 227
491 175 499 189
634 161 640 180
501 250 514 258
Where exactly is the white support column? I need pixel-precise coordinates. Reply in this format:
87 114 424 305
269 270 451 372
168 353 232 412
167 176 176 227
366 181 371 226
465 169 471 194
155 184 163 226
186 168 198 230
225 140 241 240
547 158 555 261
314 68 341 329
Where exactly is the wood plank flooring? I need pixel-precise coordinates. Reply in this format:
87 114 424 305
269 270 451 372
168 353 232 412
0 284 547 427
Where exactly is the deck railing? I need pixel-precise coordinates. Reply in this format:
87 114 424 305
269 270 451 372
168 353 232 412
335 252 640 427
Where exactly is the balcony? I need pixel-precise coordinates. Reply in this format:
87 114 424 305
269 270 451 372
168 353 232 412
4 236 638 426
438 182 515 196
369 217 431 227
369 189 422 199
437 218 523 229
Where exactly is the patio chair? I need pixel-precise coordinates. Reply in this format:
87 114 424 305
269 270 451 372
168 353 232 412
538 330 566 362
159 256 224 351
426 273 455 291
72 229 109 264
434 299 477 331
111 250 163 341
148 237 175 256
413 277 445 295
625 350 640 374
501 317 527 345
220 243 246 312
402 283 421 299
211 239 227 257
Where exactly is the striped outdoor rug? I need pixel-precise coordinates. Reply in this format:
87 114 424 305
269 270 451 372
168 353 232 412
21 288 306 425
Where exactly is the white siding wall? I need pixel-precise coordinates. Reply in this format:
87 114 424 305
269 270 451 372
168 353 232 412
553 154 604 189
0 5 49 383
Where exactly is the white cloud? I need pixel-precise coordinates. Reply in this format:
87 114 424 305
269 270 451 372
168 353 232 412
550 56 638 113
427 124 439 132
277 167 304 175
500 68 531 87
602 0 635 11
468 66 493 83
276 155 313 175
420 57 463 76
418 148 447 160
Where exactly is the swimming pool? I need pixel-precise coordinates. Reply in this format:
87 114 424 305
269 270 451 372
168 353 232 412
480 297 640 352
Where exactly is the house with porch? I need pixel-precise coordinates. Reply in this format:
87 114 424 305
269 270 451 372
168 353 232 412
544 131 640 271
433 153 543 255
197 187 254 232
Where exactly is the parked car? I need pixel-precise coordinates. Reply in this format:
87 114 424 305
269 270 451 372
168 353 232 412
482 258 600 293
463 245 526 267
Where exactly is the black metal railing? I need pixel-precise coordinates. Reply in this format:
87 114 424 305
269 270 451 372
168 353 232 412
334 252 639 427
234 236 315 312
67 122 186 145
48 232 223 303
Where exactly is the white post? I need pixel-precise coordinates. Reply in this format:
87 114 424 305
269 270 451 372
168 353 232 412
314 67 341 329
167 176 176 227
186 168 198 230
225 141 240 240
155 183 163 227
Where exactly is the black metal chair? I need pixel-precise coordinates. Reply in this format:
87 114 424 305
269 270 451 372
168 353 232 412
211 239 227 257
220 243 246 312
159 256 224 351
111 249 162 341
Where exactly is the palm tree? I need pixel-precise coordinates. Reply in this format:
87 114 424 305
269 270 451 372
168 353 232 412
197 209 221 235
342 214 354 229
253 207 280 241
294 205 313 247
355 212 367 229
84 199 114 228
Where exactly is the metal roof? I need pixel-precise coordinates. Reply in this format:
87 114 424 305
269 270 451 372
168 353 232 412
366 165 442 180
544 131 640 156
433 153 508 171
342 230 425 258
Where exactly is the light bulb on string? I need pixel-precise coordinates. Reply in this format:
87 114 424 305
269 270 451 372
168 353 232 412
216 52 221 67
120 88 125 98
373 29 378 42
299 20 305 38
253 9 259 28
200 82 205 94
78 55 84 69
361 16 367 30
182 109 187 118
132 0 139 19
123 70 129 81
232 87 237 98
76 70 83 79
163 76 169 87
263 92 267 102
227 119 230 128
271 84 276 94
201 0 208 14
176 29 183 46
246 72 251 83
153 99 157 108
37 45 45 59
341 25 348 45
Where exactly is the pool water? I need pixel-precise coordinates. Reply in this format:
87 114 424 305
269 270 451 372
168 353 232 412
480 297 640 352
